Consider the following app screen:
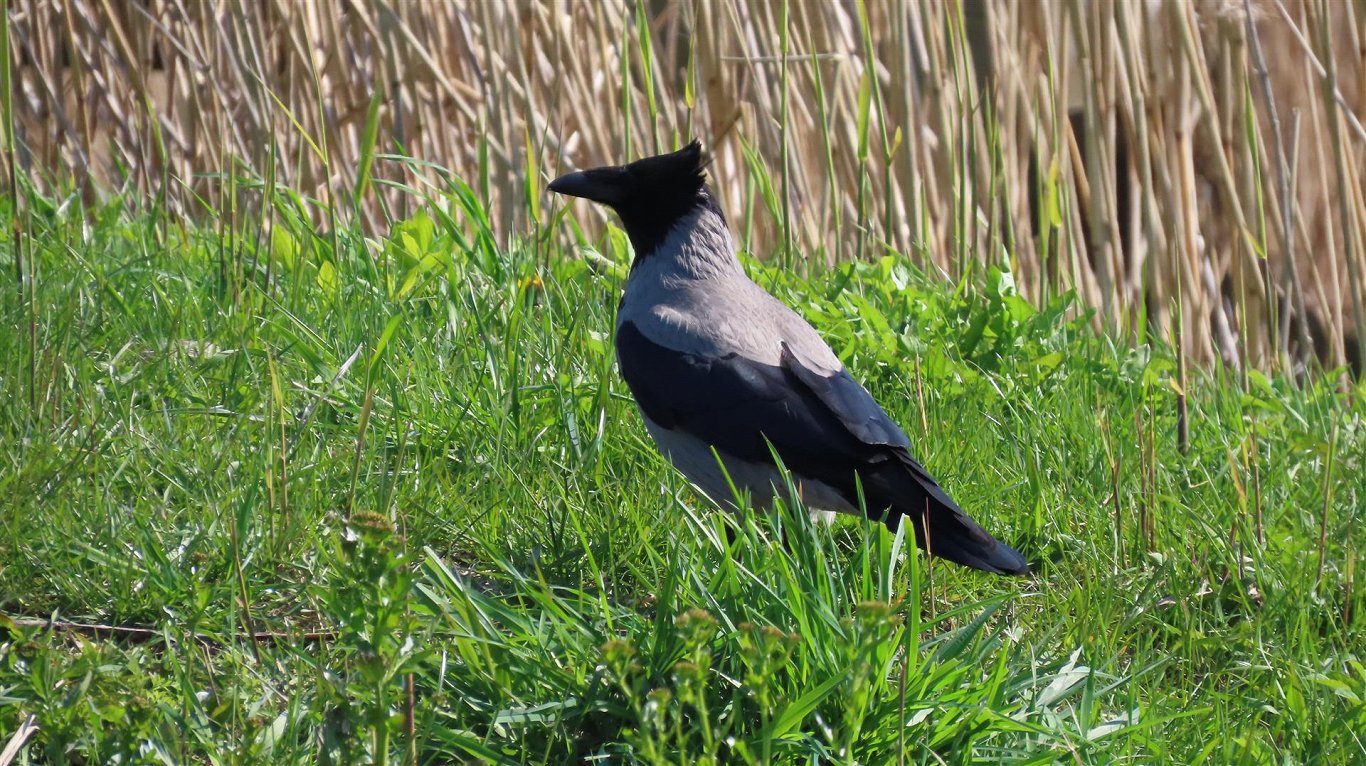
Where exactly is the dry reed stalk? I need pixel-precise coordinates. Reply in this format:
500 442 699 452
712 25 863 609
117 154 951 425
3 0 1364 372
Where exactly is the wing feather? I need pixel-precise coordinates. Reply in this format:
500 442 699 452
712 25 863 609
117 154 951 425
617 321 893 474
616 319 1029 575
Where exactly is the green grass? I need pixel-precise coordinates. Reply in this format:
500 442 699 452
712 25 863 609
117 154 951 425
0 181 1363 765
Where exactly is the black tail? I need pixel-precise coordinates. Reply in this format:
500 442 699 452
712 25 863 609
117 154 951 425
912 501 1030 575
865 453 1030 576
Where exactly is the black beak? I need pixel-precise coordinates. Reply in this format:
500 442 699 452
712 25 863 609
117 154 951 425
548 167 628 207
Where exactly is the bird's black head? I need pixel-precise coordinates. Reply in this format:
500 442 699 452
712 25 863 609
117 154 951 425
549 140 724 257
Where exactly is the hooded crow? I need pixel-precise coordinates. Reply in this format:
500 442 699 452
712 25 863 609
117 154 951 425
549 141 1029 576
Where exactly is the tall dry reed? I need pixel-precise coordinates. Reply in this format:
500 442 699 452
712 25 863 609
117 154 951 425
4 0 1364 373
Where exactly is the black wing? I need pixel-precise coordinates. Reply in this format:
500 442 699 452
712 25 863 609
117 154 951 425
779 342 973 512
777 341 912 449
615 321 895 476
615 320 1029 575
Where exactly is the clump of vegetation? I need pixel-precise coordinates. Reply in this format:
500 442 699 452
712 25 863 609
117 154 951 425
1 1 1363 761
0 182 1361 761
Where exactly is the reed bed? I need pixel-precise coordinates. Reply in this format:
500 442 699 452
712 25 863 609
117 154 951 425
4 0 1365 373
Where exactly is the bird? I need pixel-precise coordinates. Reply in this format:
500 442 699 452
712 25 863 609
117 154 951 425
548 140 1029 576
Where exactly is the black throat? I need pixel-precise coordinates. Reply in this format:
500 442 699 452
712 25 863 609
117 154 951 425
617 186 726 261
